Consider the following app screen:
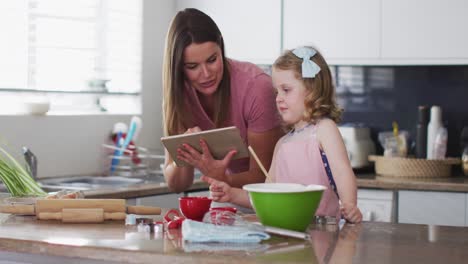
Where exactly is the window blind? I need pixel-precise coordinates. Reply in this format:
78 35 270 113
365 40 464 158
0 0 142 94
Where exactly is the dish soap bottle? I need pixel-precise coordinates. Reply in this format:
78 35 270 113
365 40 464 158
427 106 442 159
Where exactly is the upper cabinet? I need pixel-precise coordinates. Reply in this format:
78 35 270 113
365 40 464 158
176 0 281 64
176 0 468 65
283 0 381 65
284 0 468 65
381 0 468 64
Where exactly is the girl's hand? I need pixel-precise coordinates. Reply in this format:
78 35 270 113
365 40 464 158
177 132 237 183
201 176 232 203
340 202 363 224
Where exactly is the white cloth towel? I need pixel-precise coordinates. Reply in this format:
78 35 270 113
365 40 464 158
182 219 270 243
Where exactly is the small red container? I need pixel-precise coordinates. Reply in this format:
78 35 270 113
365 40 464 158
179 196 212 221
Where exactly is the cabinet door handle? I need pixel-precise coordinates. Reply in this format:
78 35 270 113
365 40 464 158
365 211 374 221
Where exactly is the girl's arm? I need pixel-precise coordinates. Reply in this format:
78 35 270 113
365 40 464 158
201 176 252 208
317 119 362 223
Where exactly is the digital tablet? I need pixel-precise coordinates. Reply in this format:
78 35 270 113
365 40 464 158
160 126 249 167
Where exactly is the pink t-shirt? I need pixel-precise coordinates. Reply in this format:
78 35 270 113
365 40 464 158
183 59 281 173
270 122 340 218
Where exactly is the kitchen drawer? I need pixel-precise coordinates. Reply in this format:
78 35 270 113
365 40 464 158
398 190 465 227
357 189 395 222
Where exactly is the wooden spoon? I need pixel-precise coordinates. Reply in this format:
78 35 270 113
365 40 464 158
248 146 272 180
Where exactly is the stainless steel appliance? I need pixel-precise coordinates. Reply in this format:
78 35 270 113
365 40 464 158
338 125 376 168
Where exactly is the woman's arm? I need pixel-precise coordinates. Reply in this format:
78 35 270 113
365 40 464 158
163 148 195 193
317 119 362 223
169 126 283 191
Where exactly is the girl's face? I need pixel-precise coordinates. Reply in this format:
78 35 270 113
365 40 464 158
183 42 224 97
272 68 309 129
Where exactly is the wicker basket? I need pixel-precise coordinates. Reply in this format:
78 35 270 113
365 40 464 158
368 155 460 178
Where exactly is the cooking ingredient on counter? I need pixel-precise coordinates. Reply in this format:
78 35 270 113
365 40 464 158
392 122 407 157
427 105 443 159
379 123 408 157
416 106 429 158
45 190 85 199
0 146 46 197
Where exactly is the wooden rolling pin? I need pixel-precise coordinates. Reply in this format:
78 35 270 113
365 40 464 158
37 208 127 223
0 199 161 216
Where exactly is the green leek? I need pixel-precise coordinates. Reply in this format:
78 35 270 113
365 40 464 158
0 146 47 197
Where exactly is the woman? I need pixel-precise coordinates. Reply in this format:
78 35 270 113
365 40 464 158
162 8 283 193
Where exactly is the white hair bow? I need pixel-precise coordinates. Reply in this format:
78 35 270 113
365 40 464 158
292 47 321 78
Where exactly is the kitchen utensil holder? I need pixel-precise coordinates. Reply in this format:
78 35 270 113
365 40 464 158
369 155 460 178
102 144 164 177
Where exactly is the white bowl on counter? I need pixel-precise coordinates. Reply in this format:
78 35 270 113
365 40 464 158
23 100 50 115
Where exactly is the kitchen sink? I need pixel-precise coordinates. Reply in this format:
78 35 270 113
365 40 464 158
1 174 166 193
38 176 148 191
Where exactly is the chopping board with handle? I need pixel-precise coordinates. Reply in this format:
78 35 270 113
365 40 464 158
0 199 161 217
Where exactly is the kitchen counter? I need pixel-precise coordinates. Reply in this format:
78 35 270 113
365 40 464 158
0 211 467 264
356 173 468 192
81 174 468 200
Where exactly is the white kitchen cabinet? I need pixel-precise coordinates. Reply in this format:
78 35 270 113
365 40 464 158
357 189 395 222
283 0 468 65
381 0 468 64
283 0 381 65
398 190 466 227
176 0 281 64
466 193 468 226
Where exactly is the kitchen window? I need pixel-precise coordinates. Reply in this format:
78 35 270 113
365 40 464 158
0 0 142 115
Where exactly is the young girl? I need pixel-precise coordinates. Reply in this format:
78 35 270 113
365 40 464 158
202 46 362 223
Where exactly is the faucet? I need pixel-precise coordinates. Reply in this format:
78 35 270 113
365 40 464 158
22 147 38 181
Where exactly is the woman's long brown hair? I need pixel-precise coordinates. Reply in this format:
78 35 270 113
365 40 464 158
162 8 231 136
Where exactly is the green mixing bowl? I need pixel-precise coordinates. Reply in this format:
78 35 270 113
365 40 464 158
243 183 326 232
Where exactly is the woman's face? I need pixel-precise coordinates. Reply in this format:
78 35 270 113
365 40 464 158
183 42 224 97
272 67 308 128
